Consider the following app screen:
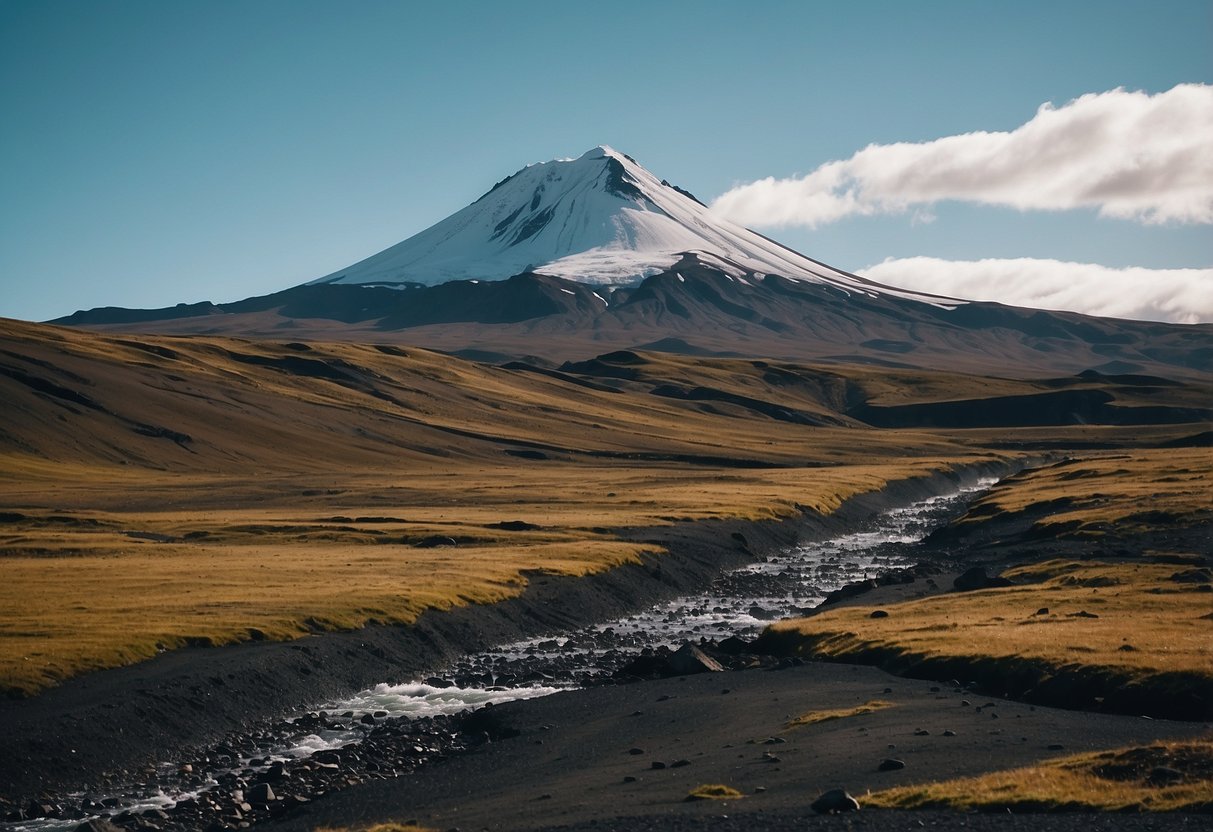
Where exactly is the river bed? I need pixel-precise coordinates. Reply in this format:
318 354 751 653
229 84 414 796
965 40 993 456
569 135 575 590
6 478 995 831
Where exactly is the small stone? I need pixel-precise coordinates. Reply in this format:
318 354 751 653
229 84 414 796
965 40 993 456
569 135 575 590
651 761 667 770
667 642 724 674
754 786 767 793
247 783 275 805
628 747 644 755
623 776 638 783
870 609 889 618
671 759 690 768
810 788 860 814
24 801 57 820
1048 743 1065 751
943 730 957 737
1034 607 1049 616
878 758 906 771
914 729 930 736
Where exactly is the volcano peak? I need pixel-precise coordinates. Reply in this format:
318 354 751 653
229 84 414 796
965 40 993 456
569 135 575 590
308 148 956 307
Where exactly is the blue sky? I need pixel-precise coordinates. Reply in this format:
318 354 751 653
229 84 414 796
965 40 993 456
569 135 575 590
2 0 1210 322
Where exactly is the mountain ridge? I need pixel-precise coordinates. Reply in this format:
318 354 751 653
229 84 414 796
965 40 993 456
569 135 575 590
48 146 1212 380
53 263 1213 380
307 145 957 307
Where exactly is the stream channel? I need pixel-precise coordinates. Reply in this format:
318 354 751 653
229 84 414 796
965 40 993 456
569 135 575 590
8 478 997 831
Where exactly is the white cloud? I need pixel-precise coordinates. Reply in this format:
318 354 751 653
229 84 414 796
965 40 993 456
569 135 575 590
712 84 1213 227
860 257 1213 324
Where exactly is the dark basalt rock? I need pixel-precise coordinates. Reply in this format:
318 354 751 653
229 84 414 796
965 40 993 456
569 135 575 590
246 783 275 805
667 643 724 675
810 788 860 813
953 566 1015 592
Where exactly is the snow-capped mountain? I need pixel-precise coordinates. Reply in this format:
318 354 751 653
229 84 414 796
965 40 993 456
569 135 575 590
56 146 1210 380
309 145 954 308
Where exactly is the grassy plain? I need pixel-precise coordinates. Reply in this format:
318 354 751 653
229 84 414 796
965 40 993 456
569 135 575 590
951 448 1213 537
767 557 1212 683
867 741 1213 812
1 459 983 696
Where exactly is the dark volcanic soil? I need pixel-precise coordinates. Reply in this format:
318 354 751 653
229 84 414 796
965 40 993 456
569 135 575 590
0 463 1013 802
263 662 1209 832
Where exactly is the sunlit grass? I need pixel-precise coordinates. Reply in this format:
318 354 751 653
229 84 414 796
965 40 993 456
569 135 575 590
867 741 1213 812
686 784 745 801
785 699 895 730
952 448 1212 535
765 559 1213 713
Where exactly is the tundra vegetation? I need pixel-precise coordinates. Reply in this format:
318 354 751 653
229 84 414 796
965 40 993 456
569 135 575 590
0 319 1208 703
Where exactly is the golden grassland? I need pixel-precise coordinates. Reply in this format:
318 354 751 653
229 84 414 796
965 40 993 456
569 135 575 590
867 741 1213 812
1 319 1208 697
953 447 1212 535
0 458 989 697
785 699 895 730
685 784 745 801
767 558 1212 682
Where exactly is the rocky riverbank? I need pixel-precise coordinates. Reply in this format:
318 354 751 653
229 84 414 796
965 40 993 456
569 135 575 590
0 461 1016 808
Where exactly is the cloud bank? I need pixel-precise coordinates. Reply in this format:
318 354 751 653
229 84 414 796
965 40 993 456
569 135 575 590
860 257 1213 324
712 84 1213 227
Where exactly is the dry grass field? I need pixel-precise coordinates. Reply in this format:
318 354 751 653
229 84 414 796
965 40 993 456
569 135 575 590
767 558 1212 679
0 459 986 697
1 318 1208 698
785 699 896 729
868 740 1213 812
950 448 1213 537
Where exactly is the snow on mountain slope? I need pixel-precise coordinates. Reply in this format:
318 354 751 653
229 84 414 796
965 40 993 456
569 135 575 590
309 146 959 308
